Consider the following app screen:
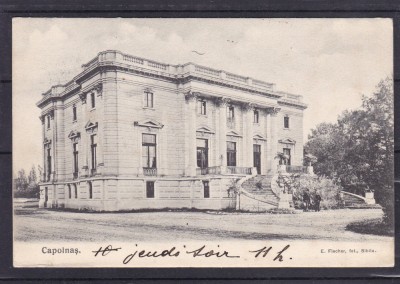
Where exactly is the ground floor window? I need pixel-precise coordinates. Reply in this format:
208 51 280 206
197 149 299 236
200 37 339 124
227 141 237 166
146 181 155 198
203 180 210 198
88 182 93 199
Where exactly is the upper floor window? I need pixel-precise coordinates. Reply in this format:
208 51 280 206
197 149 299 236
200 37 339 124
91 92 96 109
253 110 259 123
197 100 206 115
47 115 51 129
144 91 154 108
284 116 289 128
72 104 77 121
227 106 235 120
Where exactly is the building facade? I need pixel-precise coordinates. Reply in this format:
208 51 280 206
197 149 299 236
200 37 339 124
37 50 307 211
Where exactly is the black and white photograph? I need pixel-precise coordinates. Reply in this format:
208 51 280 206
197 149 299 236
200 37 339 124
12 18 394 267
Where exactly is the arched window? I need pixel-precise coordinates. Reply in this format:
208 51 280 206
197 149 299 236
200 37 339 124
88 181 93 199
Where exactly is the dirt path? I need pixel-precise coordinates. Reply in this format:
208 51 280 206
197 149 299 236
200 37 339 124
14 201 391 242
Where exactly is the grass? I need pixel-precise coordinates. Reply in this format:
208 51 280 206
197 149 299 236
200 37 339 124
346 218 394 237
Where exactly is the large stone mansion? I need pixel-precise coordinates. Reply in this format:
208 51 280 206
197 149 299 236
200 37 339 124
37 50 307 211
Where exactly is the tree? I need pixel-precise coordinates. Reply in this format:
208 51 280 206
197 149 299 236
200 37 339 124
28 165 37 186
15 169 28 191
304 78 394 223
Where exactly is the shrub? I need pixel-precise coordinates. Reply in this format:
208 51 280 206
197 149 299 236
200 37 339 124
292 175 342 210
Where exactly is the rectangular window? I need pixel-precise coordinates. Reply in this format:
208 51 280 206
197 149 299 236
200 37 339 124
283 148 291 165
197 100 206 115
91 92 96 109
142 134 157 168
284 116 289 128
227 141 237 166
72 104 77 121
196 139 209 168
203 181 210 198
73 143 79 176
47 147 52 181
254 110 259 123
144 91 154 108
47 115 51 129
227 106 235 119
91 135 97 171
146 181 155 198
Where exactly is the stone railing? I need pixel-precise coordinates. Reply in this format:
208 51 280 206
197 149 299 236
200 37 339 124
122 54 144 65
143 167 157 176
285 165 308 173
226 72 247 83
227 166 252 175
196 166 222 175
194 65 220 77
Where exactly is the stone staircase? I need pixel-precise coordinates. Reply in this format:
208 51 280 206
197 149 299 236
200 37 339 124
240 175 279 211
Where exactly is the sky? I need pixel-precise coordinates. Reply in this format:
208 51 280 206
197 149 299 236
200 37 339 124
12 18 393 172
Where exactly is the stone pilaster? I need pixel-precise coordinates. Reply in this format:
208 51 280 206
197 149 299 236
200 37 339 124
79 91 89 176
216 97 230 171
267 107 281 173
241 102 254 168
54 101 65 183
185 92 198 176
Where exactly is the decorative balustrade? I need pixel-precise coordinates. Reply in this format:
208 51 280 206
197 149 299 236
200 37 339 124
82 57 98 69
252 79 274 90
226 72 247 83
123 55 144 65
194 65 220 77
143 167 157 176
285 165 307 173
196 166 222 175
148 61 167 70
226 166 252 175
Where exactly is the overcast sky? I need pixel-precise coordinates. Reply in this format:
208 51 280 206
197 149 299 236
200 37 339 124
12 18 393 173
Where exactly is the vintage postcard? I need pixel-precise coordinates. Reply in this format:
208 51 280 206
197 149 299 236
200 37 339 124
12 18 394 267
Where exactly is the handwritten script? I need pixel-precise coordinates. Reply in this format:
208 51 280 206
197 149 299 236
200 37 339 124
91 244 291 264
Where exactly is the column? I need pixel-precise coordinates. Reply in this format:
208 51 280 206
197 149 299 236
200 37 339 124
217 97 229 172
241 103 254 167
40 116 45 182
79 91 89 177
185 92 197 176
55 101 65 182
95 86 104 175
268 107 280 173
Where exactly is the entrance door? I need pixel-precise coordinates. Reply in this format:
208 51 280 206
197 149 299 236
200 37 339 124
253 144 261 174
44 187 48 208
196 139 208 169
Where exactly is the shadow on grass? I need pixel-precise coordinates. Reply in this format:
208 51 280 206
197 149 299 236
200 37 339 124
346 218 394 237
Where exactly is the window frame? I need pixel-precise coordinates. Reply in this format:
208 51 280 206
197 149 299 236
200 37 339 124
73 142 79 175
227 141 237 167
253 109 259 123
143 91 154 108
196 138 209 169
91 92 96 109
227 105 235 120
283 148 291 166
72 104 77 121
146 181 155 198
142 133 157 169
90 134 97 170
203 180 210 198
47 115 51 129
284 116 290 129
197 100 207 115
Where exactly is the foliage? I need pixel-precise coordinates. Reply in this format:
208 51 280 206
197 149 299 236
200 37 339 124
275 172 300 194
14 165 40 199
292 175 342 210
275 152 289 165
304 78 394 222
